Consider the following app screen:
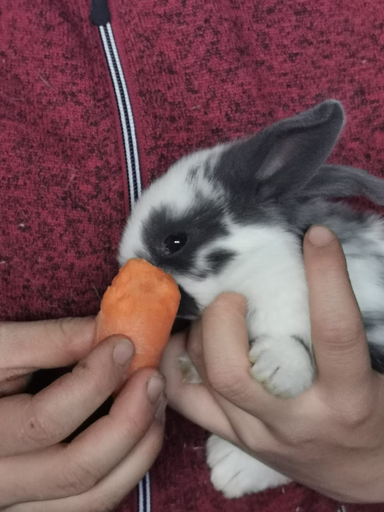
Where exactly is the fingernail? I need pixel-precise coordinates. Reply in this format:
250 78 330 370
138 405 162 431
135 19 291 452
113 340 134 366
307 225 335 247
147 374 165 404
155 396 167 423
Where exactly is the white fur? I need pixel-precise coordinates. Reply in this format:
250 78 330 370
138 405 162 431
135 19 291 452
207 435 291 498
249 335 313 397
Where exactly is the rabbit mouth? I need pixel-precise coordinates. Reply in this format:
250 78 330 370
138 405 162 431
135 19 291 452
177 286 200 319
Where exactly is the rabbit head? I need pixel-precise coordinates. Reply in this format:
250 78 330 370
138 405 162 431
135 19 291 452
119 100 384 318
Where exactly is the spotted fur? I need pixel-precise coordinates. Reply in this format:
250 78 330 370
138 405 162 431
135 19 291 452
119 101 384 498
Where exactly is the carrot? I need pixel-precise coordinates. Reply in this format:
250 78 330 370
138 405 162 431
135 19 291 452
94 258 181 378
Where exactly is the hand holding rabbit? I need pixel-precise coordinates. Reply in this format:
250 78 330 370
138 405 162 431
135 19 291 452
161 226 384 503
120 100 384 497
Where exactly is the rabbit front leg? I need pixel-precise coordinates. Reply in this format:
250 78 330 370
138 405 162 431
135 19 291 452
244 244 314 398
207 435 291 498
249 333 314 397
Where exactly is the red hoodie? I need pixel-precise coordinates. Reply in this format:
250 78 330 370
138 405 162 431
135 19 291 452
2 1 384 511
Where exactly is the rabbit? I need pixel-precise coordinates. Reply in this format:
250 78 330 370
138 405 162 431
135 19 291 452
118 100 384 498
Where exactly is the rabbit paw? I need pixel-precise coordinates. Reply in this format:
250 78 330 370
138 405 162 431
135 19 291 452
206 435 291 498
178 352 202 383
249 335 314 398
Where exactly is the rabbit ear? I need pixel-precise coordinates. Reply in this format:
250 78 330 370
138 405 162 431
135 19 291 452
301 164 384 205
216 100 345 201
257 100 345 197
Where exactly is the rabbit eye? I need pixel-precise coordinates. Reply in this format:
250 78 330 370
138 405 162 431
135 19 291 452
164 233 188 254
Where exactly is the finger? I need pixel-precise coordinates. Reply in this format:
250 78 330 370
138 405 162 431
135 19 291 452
160 331 237 442
4 422 163 512
304 225 373 397
0 368 166 506
0 373 32 397
0 336 134 456
186 319 208 381
162 324 278 455
201 293 286 423
0 317 95 373
186 311 277 448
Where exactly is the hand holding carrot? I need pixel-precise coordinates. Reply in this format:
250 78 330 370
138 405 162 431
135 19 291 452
0 318 165 512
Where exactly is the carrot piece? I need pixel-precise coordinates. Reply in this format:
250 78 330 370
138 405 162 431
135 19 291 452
94 258 180 377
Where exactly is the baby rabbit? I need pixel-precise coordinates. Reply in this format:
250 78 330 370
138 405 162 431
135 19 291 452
119 100 384 498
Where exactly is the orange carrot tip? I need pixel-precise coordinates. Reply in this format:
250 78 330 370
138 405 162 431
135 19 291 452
94 258 181 379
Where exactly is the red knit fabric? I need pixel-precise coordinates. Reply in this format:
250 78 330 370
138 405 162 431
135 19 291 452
2 1 384 511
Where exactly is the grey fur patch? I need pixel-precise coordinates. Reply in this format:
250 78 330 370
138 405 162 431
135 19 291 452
302 164 384 206
142 199 229 277
187 166 199 183
368 343 384 373
206 249 237 274
286 199 372 242
362 311 384 331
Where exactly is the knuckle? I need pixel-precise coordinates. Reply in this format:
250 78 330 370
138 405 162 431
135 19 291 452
320 320 364 348
121 414 148 439
339 401 373 428
207 366 247 400
72 359 109 396
278 427 312 448
336 408 379 451
270 410 316 448
21 404 59 446
330 387 376 431
49 317 93 362
56 318 83 359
